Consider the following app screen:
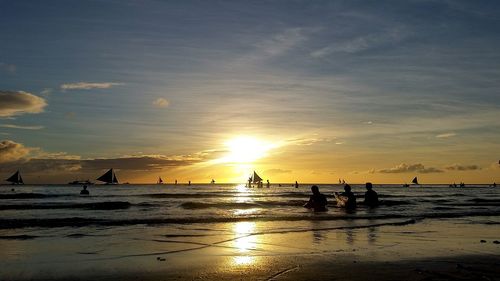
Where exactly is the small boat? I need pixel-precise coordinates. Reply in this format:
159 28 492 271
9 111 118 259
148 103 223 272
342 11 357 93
68 179 94 185
96 169 119 184
157 177 163 184
5 170 24 185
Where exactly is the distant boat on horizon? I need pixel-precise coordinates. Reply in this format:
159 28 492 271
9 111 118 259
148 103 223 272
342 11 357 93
412 176 419 185
5 170 24 185
96 169 119 185
68 179 94 185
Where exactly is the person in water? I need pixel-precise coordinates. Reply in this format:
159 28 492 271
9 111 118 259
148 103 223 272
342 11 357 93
342 184 356 209
364 182 378 207
304 185 327 212
80 185 89 195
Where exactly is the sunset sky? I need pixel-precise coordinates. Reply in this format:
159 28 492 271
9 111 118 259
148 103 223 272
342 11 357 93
1 0 499 184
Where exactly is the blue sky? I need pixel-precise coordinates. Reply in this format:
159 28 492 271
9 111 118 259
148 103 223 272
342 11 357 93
1 0 500 183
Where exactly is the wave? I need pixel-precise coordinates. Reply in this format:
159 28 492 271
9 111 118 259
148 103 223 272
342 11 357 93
377 200 413 206
1 209 499 229
180 202 262 209
0 201 131 210
0 193 62 199
180 200 306 209
0 234 38 240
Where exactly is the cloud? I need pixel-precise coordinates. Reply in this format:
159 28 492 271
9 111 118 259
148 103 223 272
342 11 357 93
0 62 16 73
0 159 83 173
265 168 292 175
378 163 444 174
79 155 199 171
0 140 31 163
0 124 44 130
287 136 334 146
153 98 170 108
256 28 308 56
444 164 480 171
311 27 407 58
0 91 47 117
60 82 123 90
40 88 52 97
436 133 457 138
0 154 205 174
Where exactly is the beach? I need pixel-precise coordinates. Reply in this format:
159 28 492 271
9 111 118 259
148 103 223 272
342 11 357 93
1 184 500 280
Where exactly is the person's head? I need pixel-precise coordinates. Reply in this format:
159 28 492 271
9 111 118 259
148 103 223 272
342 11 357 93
344 184 351 192
311 185 319 195
365 182 373 190
83 185 87 190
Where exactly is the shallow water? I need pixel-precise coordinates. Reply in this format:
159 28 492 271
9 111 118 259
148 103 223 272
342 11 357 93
1 184 499 229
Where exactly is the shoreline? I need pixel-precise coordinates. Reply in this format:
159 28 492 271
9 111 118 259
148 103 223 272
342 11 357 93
2 217 500 280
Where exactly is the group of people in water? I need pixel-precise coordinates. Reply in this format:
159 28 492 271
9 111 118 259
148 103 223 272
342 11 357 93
304 182 379 212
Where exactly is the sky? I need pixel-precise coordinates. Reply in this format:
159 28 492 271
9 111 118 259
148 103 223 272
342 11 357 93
1 0 500 184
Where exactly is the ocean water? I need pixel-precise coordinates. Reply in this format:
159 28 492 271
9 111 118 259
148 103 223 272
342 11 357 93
1 183 499 230
1 183 500 279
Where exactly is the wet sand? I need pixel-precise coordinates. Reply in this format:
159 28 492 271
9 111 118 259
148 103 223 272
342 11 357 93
2 217 500 280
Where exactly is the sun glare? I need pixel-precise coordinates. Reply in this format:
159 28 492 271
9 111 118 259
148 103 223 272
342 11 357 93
217 136 277 164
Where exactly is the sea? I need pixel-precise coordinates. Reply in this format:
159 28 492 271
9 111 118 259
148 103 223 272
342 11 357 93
1 183 499 231
1 183 500 279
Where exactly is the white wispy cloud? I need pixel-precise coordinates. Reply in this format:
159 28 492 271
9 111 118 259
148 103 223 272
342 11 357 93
256 28 308 56
0 124 44 130
311 27 407 58
153 98 170 108
436 132 457 138
0 91 47 117
40 88 53 97
60 82 123 90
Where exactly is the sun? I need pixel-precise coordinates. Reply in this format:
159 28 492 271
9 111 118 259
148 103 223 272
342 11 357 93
215 136 277 164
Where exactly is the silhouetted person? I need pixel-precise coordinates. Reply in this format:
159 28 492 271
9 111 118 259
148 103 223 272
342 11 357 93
493 182 497 187
364 182 378 207
342 184 356 209
175 179 177 185
80 185 89 195
304 185 327 212
266 179 270 188
295 181 299 188
188 181 191 186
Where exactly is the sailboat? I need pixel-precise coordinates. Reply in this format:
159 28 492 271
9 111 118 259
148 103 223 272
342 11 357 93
157 176 163 184
96 169 119 184
411 176 419 186
252 171 263 188
5 170 24 185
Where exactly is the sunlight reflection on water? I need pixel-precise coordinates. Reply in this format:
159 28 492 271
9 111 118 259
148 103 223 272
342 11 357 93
231 221 259 266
